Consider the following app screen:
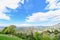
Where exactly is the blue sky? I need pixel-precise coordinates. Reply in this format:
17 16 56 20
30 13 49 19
0 0 60 26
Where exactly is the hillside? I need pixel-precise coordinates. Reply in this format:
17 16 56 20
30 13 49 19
50 23 60 30
0 34 22 40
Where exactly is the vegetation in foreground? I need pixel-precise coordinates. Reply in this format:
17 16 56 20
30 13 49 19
0 34 22 40
0 25 60 40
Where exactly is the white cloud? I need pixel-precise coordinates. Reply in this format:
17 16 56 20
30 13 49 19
20 0 24 4
46 0 60 10
26 10 60 22
0 0 24 20
0 23 32 27
25 0 60 26
0 12 10 20
13 23 34 27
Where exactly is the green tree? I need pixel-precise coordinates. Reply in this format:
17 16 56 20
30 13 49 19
2 27 8 33
34 32 41 40
8 25 16 34
42 34 51 40
2 25 16 35
54 29 59 35
52 36 58 40
46 30 52 34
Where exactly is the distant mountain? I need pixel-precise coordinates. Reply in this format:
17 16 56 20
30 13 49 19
0 26 4 31
16 26 49 32
51 23 60 29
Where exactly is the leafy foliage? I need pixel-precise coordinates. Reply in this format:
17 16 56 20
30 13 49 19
2 25 16 34
1 25 60 40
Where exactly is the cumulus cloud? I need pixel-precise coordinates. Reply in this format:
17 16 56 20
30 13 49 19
0 12 10 20
0 0 24 20
13 23 34 27
46 0 60 10
26 0 60 25
26 10 60 22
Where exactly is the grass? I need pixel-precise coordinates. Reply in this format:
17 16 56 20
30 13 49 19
0 34 23 40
